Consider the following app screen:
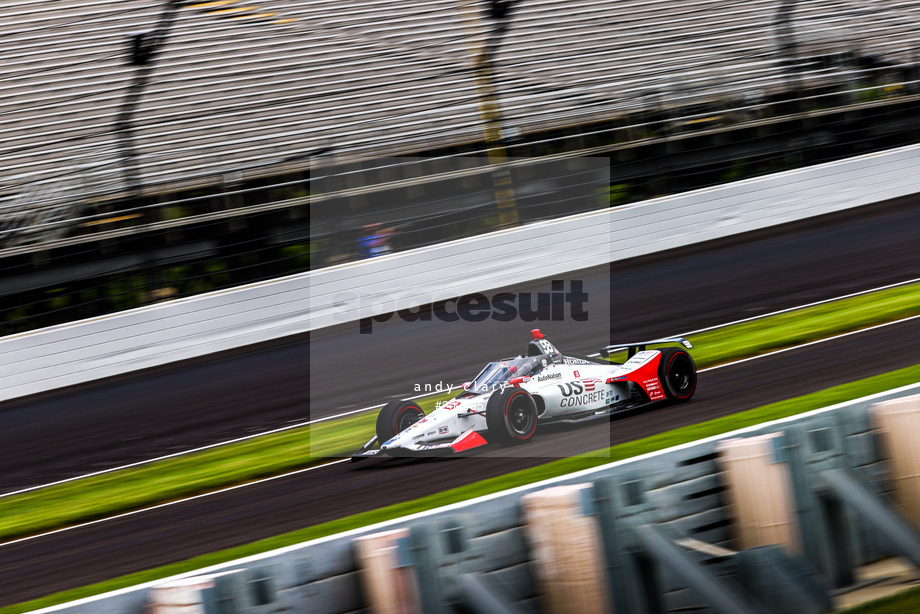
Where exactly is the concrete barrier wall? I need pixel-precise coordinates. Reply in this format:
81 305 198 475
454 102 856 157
37 383 920 614
310 143 920 328
2 144 920 403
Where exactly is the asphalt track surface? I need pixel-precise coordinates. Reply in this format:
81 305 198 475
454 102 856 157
0 196 918 606
1 197 919 494
2 319 920 607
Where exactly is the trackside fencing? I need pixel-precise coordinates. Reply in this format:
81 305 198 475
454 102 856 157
2 144 920 403
39 383 920 614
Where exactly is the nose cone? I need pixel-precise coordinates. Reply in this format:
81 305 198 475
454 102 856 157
380 434 404 451
380 426 418 452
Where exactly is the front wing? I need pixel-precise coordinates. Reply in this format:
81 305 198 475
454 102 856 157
350 428 489 461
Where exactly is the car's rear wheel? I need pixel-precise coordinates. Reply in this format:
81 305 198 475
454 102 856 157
658 347 697 401
376 401 425 443
486 388 538 446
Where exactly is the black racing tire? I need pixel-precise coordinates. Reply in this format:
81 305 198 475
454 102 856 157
658 347 697 402
486 388 538 446
376 401 425 443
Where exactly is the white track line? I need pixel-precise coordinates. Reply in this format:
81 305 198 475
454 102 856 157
0 459 349 550
585 276 920 357
4 278 918 500
697 314 920 372
4 314 918 547
0 388 445 499
677 276 920 337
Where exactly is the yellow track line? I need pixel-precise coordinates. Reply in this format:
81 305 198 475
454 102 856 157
230 12 278 19
187 0 239 8
208 6 260 15
79 214 142 228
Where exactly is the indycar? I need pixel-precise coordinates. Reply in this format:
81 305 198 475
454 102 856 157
351 329 696 460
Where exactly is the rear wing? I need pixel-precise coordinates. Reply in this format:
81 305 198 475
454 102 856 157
599 337 693 359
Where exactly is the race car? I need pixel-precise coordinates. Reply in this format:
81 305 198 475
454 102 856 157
351 329 696 460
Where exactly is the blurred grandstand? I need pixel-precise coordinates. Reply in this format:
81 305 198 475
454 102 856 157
1 0 920 333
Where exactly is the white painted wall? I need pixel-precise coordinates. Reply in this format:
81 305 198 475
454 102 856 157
2 144 919 402
309 143 919 328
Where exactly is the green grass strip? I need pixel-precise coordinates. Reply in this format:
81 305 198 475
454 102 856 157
685 281 920 367
603 280 920 366
0 390 456 545
840 585 920 614
4 364 919 614
0 282 918 550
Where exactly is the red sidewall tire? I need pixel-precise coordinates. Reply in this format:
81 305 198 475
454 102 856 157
486 388 538 446
505 390 537 441
376 401 424 442
658 348 697 402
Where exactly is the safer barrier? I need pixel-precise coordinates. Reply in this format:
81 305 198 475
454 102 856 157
521 484 610 614
2 144 920 403
35 383 920 613
354 528 423 614
717 433 799 553
870 395 920 531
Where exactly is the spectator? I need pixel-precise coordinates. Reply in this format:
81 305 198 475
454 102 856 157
357 223 395 258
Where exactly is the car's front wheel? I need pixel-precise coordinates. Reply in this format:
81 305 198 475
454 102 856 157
486 388 538 446
376 401 425 443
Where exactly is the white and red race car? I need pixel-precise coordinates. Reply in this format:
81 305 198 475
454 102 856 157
351 329 696 460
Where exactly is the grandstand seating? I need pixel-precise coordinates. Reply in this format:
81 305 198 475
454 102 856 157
1 0 918 200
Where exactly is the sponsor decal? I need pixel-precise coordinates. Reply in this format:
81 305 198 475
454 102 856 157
536 372 562 382
564 357 592 365
417 442 444 449
557 382 584 396
560 390 606 408
556 380 607 407
624 351 656 367
358 279 589 333
574 370 580 378
643 377 665 401
438 426 449 435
